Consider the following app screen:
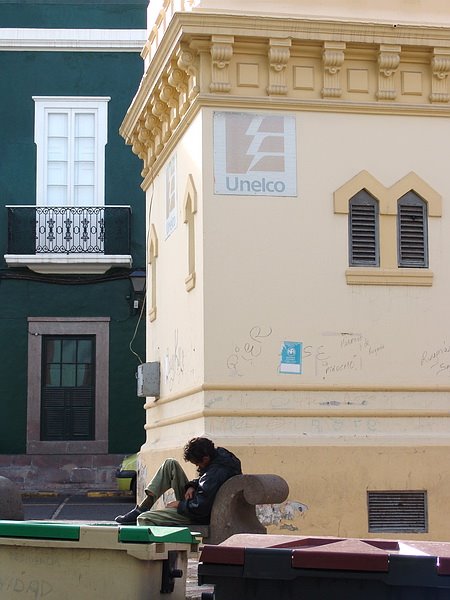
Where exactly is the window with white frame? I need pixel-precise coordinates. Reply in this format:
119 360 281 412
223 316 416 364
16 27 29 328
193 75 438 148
33 97 109 207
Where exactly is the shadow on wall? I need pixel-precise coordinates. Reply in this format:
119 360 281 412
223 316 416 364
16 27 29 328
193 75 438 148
257 501 309 531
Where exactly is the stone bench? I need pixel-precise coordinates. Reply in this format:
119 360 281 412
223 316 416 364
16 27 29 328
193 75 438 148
0 476 24 520
188 474 289 545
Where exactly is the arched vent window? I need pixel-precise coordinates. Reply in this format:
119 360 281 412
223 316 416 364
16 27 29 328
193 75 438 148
398 192 428 268
349 190 379 266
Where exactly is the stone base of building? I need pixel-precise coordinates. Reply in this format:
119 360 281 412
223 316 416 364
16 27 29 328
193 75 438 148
0 454 125 493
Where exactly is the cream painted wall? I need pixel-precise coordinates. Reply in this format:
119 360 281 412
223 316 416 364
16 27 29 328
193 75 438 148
142 112 205 455
192 106 450 537
129 0 450 539
138 106 450 537
202 108 450 389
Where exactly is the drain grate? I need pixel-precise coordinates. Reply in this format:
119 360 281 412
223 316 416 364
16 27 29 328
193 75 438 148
367 490 428 533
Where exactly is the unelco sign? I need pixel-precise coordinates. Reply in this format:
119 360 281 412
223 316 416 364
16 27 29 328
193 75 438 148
213 111 297 196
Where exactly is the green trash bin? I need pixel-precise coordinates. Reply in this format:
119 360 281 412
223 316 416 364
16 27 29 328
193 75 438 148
198 534 450 600
0 521 200 600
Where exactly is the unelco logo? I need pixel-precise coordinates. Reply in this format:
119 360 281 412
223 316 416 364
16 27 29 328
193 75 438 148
214 112 297 196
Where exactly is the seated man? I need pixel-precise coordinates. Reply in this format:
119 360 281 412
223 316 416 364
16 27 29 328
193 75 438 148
115 437 242 526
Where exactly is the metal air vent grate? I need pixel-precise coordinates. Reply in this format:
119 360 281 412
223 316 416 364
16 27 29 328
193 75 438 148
367 490 428 533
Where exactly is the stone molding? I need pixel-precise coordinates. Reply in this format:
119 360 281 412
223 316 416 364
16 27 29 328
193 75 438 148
184 174 197 292
430 48 450 102
210 35 234 93
334 170 442 216
322 42 345 98
267 38 291 95
120 12 450 187
0 28 147 52
377 44 401 100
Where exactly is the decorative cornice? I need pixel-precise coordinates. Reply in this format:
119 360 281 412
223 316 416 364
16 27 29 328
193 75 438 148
176 42 200 101
210 35 234 93
322 41 345 98
145 11 450 64
377 44 401 100
267 38 291 95
123 39 200 179
430 48 450 103
121 12 450 188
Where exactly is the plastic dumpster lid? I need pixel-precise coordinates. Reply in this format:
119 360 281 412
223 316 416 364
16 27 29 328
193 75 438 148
0 520 80 541
400 541 450 575
200 535 347 566
118 525 200 544
292 539 390 572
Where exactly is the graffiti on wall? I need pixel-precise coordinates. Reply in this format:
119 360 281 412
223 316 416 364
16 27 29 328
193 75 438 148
226 325 273 377
257 500 309 532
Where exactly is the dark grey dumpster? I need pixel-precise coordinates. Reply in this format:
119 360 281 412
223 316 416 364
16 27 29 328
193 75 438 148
198 534 450 600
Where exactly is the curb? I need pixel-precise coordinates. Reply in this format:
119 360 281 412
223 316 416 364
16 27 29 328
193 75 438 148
22 491 60 499
22 490 133 499
87 490 133 498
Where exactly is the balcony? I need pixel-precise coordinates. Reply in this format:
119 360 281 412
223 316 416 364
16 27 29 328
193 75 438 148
5 205 132 274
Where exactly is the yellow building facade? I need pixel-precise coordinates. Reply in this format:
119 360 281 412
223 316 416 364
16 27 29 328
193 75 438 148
121 0 450 540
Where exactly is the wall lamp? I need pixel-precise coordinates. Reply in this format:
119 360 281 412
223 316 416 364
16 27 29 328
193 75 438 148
130 269 146 311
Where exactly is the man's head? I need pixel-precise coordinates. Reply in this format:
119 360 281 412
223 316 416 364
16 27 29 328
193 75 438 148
183 437 216 469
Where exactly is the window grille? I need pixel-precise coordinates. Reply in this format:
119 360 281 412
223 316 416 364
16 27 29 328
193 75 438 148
367 490 428 533
349 190 379 266
398 192 428 267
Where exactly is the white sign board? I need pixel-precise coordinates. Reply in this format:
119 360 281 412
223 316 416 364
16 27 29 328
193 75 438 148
213 112 297 196
165 154 177 238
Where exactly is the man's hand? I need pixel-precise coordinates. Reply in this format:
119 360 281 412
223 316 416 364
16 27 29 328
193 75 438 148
166 500 180 508
184 486 195 500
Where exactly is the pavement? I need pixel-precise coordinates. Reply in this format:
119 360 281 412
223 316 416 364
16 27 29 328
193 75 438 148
22 490 137 522
21 491 214 599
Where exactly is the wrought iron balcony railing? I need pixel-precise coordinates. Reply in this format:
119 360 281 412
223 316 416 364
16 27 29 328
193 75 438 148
7 206 131 256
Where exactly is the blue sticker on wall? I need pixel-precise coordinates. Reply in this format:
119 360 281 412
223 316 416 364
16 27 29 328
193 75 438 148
279 341 302 374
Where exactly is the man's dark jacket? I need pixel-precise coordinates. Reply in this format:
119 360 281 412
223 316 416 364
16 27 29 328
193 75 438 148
177 447 241 523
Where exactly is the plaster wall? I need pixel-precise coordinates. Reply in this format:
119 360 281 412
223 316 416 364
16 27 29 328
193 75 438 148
129 2 450 539
141 111 206 455
137 443 450 541
139 106 450 538
202 108 449 389
198 107 449 538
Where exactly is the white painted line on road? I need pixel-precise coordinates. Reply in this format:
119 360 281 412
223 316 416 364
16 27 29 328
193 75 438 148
51 496 70 519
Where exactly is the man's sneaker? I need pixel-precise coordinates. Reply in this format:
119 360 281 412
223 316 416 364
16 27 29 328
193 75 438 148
115 506 142 525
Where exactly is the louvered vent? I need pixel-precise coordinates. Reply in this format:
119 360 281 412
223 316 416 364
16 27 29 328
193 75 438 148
367 491 427 533
398 193 428 267
349 192 379 266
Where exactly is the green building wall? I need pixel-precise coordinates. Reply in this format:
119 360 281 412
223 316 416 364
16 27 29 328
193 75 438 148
0 277 146 455
0 0 147 30
0 1 147 467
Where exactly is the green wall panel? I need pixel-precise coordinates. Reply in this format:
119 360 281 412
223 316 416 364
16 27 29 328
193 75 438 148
0 276 146 454
0 50 146 266
0 1 147 29
0 37 147 454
